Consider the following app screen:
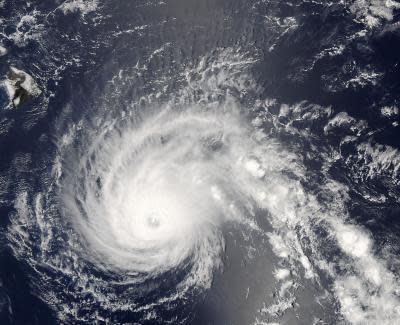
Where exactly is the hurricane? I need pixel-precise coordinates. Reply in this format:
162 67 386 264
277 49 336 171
65 107 251 276
1 1 400 324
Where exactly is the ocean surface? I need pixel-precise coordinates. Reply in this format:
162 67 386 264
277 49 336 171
0 1 399 324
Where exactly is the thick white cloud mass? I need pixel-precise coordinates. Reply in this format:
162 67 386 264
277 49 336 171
6 48 400 324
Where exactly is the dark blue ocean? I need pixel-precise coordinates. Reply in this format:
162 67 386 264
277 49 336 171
0 1 399 324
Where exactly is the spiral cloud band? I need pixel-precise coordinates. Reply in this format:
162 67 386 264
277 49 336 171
7 48 400 324
66 108 258 276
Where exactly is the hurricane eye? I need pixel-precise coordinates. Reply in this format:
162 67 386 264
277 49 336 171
146 213 161 228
